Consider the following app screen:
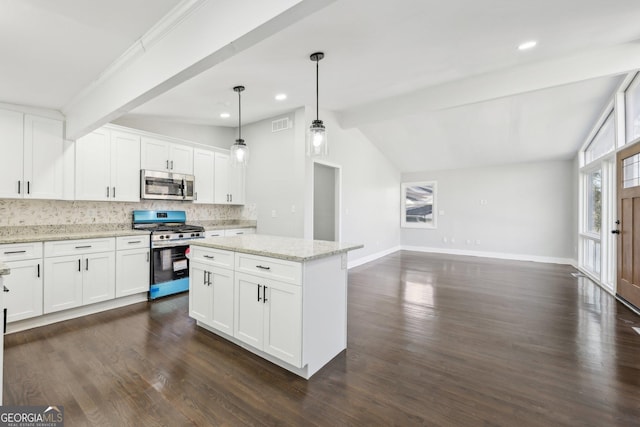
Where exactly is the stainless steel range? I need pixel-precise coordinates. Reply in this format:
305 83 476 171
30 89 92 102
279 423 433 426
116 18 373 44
132 210 204 300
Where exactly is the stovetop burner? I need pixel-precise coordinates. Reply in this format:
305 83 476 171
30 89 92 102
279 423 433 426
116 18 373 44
132 210 205 246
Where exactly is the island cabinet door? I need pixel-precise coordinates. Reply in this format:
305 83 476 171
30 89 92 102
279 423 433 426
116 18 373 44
263 279 302 368
190 262 212 323
234 272 265 349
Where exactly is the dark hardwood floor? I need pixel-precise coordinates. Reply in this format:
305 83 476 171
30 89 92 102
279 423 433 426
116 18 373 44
4 251 640 426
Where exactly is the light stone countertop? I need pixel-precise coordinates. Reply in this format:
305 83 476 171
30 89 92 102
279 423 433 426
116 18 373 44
0 224 150 244
190 234 363 262
190 219 257 231
0 261 9 276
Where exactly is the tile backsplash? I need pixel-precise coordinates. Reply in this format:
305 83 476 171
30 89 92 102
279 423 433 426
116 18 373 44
0 199 256 226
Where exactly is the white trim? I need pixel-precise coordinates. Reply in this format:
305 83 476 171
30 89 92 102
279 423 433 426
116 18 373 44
401 245 575 265
0 102 64 121
347 246 401 269
6 293 148 334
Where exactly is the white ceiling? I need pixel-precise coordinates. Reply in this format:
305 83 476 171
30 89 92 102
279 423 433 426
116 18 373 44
2 0 640 172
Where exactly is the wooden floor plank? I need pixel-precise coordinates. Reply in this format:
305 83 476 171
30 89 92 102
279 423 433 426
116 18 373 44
4 251 640 426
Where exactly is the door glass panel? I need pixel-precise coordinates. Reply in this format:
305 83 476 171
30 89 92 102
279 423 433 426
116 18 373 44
583 238 601 276
622 153 640 188
587 170 602 233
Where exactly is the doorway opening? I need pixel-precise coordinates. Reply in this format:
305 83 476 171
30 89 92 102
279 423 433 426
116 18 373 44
313 162 340 242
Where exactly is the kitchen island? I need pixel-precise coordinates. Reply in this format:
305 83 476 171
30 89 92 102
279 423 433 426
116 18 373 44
189 234 362 379
0 261 8 404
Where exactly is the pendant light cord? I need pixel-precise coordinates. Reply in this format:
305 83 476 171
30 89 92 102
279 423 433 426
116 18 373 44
238 89 242 141
316 59 319 121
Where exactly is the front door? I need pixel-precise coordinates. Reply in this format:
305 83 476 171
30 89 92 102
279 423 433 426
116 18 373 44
616 141 640 309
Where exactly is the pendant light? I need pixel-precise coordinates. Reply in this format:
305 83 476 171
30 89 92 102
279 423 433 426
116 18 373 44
230 85 249 166
308 52 328 156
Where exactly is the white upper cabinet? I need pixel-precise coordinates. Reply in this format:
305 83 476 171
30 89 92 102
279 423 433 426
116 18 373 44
0 109 64 200
75 127 141 202
214 152 245 205
141 136 193 175
193 147 215 204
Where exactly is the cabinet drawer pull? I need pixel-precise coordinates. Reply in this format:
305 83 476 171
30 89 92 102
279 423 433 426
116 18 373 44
203 255 215 259
128 240 142 244
256 265 271 270
3 250 26 254
75 245 92 249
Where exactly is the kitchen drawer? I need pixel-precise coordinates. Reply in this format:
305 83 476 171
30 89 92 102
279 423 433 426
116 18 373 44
225 228 256 236
116 235 150 250
235 253 301 285
0 242 43 261
204 230 224 238
45 238 116 257
190 246 234 269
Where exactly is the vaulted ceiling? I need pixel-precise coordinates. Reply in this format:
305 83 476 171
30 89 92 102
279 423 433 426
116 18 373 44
2 0 640 172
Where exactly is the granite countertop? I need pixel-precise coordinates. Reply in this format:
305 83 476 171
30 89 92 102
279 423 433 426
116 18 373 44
190 234 363 262
189 220 257 231
0 224 150 244
0 261 9 276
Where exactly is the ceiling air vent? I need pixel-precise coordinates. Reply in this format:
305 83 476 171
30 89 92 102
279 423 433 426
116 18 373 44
272 117 290 133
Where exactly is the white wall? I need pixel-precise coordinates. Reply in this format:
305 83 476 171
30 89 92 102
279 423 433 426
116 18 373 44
112 116 235 149
401 160 576 263
313 162 336 241
303 109 401 264
241 111 306 237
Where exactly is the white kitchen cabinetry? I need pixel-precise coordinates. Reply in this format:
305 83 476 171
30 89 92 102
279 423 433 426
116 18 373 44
189 247 235 336
214 153 245 205
141 136 193 175
43 238 116 313
225 228 255 236
235 271 302 366
0 242 43 322
0 109 64 200
115 235 150 297
75 128 141 202
193 147 215 204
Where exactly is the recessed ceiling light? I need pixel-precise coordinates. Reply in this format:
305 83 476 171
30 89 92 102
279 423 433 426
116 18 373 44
275 93 287 101
220 112 230 118
518 40 537 51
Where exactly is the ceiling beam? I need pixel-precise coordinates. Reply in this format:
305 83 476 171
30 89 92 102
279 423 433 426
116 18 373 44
339 41 640 129
63 0 335 140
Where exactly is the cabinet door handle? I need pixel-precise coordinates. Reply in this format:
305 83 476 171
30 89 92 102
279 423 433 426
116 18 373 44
4 250 26 255
256 265 271 271
85 258 89 271
257 284 262 301
112 187 116 198
146 252 150 262
17 180 21 194
203 255 215 259
203 270 207 285
37 263 40 278
27 181 30 194
78 259 81 272
263 285 268 303
170 160 174 170
195 192 198 201
207 271 212 286
166 160 169 170
75 245 92 249
230 194 233 203
106 186 110 197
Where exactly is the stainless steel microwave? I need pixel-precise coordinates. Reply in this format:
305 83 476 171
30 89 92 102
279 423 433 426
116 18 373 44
140 170 195 201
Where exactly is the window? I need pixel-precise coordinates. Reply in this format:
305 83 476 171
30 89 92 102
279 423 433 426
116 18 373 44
401 181 437 229
625 73 640 144
586 170 602 234
584 112 615 165
622 153 640 189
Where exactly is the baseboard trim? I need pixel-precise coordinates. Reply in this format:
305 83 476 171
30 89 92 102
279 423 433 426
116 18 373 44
348 246 401 269
400 245 575 265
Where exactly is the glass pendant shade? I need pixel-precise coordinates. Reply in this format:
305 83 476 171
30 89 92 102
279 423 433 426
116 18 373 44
230 139 249 166
308 52 327 157
231 85 248 167
307 119 328 156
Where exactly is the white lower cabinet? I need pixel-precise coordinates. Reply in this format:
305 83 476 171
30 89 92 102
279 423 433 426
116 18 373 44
0 242 43 322
44 238 116 314
190 262 234 336
234 272 302 367
115 236 150 297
